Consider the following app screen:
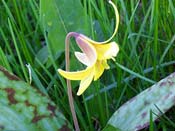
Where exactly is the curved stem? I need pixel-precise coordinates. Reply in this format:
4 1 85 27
65 33 80 131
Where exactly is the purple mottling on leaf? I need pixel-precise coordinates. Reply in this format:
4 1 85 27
135 122 149 130
0 66 20 81
167 81 174 86
32 115 47 123
141 112 147 118
159 81 167 87
60 125 71 131
144 101 150 106
25 100 48 123
5 88 18 104
172 96 175 103
47 103 56 117
164 92 172 100
128 96 136 103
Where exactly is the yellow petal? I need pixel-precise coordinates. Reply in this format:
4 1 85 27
102 60 110 69
77 69 94 95
58 67 92 80
104 42 119 60
94 61 105 81
93 42 119 60
79 0 119 44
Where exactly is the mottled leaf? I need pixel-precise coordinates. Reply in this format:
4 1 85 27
0 66 72 131
105 72 175 131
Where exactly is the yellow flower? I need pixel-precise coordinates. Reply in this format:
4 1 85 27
58 0 119 95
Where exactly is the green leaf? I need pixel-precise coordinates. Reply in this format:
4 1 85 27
40 0 89 57
0 66 72 131
34 46 48 66
0 47 12 72
106 72 175 131
103 124 122 131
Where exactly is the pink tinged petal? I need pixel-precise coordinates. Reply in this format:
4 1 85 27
74 52 91 66
58 67 92 80
77 68 94 95
75 37 97 66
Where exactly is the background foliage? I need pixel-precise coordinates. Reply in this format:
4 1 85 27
0 0 175 130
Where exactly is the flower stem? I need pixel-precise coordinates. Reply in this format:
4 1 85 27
65 33 80 131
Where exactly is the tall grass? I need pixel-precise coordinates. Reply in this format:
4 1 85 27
0 0 175 130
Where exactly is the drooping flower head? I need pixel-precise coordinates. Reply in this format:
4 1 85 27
58 0 119 95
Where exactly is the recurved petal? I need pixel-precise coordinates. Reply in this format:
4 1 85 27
58 67 92 80
76 37 97 66
78 0 119 44
77 69 94 95
93 42 119 60
74 52 91 66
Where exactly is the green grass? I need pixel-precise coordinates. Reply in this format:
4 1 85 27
0 0 175 130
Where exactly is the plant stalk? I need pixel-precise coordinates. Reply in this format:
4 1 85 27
65 33 80 131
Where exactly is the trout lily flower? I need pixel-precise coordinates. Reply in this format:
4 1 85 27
58 0 119 96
